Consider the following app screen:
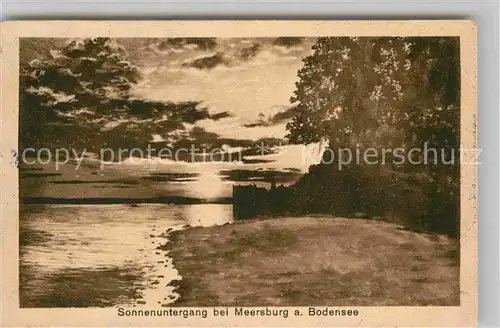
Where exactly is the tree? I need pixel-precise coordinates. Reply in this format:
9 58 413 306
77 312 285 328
287 37 407 148
286 37 461 236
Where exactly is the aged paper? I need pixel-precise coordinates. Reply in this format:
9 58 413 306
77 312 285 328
1 20 477 327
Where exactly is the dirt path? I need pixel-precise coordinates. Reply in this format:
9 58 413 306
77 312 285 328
165 216 459 306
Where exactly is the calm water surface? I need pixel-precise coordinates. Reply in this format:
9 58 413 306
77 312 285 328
20 204 233 308
19 161 302 307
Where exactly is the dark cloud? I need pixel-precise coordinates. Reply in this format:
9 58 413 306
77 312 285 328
239 43 262 60
141 172 199 182
243 106 299 127
106 99 212 124
189 126 220 141
20 38 68 67
157 38 217 51
269 105 299 123
183 53 226 69
210 111 232 120
171 128 287 160
273 37 304 47
241 158 275 164
243 122 268 128
173 127 254 150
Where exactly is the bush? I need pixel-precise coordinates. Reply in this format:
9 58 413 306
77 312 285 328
290 162 459 237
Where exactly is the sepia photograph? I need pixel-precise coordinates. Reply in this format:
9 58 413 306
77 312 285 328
1 20 477 327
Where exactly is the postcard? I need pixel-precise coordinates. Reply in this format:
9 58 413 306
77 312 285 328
1 20 477 327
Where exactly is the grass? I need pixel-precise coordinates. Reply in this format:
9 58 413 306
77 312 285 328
165 216 459 306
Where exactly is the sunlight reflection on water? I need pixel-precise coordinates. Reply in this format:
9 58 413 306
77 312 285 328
186 164 234 200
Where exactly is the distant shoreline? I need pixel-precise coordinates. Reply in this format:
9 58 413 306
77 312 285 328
20 197 233 205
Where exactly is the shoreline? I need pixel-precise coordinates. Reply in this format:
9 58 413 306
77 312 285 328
164 216 459 306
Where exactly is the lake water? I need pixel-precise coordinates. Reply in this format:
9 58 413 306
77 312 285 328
19 203 233 308
18 156 306 308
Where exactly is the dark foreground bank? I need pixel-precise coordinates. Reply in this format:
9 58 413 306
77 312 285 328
165 216 459 306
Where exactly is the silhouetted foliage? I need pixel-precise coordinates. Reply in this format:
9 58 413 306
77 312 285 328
286 37 460 236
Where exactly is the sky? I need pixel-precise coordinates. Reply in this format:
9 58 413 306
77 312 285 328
20 37 324 170
120 37 317 140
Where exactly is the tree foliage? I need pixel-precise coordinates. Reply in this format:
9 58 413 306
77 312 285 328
287 37 460 236
287 37 459 150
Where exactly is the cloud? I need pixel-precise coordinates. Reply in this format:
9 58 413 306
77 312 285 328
269 105 299 123
242 105 299 127
183 53 226 69
196 117 289 140
273 37 304 47
165 39 304 72
151 134 166 142
26 86 76 105
238 43 262 61
172 125 256 151
117 38 220 71
188 126 220 141
124 37 317 136
100 119 128 132
210 111 232 120
158 38 218 51
239 39 254 45
132 57 306 122
274 46 305 55
243 122 267 128
55 108 95 118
